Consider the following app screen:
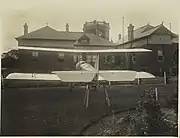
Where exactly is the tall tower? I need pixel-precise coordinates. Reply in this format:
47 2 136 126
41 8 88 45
83 20 110 40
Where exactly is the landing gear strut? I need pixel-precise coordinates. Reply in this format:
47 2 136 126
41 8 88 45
69 83 72 92
84 84 90 108
83 84 111 108
103 85 111 107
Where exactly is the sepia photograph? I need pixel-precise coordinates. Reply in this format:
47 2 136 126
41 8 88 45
0 0 179 136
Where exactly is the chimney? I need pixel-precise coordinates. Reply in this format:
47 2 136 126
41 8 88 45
118 33 121 40
128 24 134 41
66 23 69 32
24 23 28 35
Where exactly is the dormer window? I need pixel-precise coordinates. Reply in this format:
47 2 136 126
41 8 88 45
78 34 90 44
81 39 89 44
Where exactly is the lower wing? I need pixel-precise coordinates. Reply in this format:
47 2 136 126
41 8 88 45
98 70 137 81
6 73 60 80
5 71 155 82
5 71 97 82
98 70 155 81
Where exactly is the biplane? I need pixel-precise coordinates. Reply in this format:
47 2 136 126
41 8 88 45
6 46 155 108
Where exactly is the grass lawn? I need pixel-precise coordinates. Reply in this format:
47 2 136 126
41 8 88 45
1 83 177 135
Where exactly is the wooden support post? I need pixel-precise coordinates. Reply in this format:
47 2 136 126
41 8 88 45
137 78 140 85
84 85 87 106
155 87 158 101
112 110 116 124
164 72 167 84
108 81 111 86
69 83 72 92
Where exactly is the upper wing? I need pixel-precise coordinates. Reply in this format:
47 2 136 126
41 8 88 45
6 73 60 80
18 46 152 53
52 71 97 82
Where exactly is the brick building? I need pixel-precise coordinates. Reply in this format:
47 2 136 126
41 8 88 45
7 20 116 74
117 23 178 76
1 21 178 77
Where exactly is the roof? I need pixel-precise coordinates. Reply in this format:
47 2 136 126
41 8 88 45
74 33 116 46
16 26 83 40
16 25 116 47
117 23 176 45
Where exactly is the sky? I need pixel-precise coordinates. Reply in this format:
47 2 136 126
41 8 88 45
0 0 179 53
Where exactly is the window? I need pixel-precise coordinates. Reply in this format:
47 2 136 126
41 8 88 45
58 53 64 61
104 56 115 64
86 55 97 63
86 55 92 63
157 50 164 62
132 53 136 63
92 55 96 62
77 54 83 62
58 53 64 59
104 56 109 64
32 51 38 57
111 56 115 64
74 55 77 63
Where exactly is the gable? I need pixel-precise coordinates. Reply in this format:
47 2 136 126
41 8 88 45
74 33 116 47
152 25 174 36
77 34 90 44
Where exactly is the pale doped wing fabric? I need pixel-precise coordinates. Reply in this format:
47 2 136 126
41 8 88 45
18 46 151 53
97 74 106 81
52 71 97 82
6 73 60 80
98 70 137 81
135 71 156 79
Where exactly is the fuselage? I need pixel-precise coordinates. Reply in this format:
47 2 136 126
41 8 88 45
75 61 105 82
76 61 97 71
